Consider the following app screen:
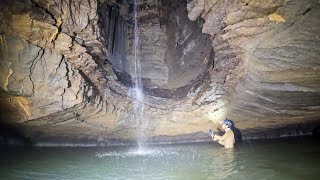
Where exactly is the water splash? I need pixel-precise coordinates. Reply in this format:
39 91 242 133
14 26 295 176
96 149 180 158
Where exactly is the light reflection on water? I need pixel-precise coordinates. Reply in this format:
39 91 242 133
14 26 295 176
1 137 320 180
96 149 179 157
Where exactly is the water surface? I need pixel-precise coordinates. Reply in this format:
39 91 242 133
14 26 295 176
0 137 320 180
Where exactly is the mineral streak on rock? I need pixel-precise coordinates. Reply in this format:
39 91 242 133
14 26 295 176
0 0 319 144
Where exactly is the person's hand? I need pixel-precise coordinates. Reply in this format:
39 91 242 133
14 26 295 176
212 135 218 141
211 134 217 141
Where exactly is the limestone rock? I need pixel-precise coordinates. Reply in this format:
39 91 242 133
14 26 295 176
0 0 319 144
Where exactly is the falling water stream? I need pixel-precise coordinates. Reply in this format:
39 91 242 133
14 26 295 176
130 0 147 152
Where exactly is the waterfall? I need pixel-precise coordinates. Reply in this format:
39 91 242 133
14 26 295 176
130 0 146 151
101 0 147 151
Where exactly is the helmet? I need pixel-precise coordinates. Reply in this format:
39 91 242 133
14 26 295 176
221 119 233 128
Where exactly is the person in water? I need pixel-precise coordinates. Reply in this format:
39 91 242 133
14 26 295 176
211 120 235 148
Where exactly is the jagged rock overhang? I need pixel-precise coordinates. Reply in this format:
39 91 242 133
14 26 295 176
98 0 214 99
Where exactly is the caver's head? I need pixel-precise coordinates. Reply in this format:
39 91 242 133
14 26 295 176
220 119 233 130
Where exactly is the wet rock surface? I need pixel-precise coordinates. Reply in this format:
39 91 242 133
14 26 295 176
0 0 319 144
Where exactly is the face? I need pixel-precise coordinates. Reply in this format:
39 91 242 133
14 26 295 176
222 124 227 130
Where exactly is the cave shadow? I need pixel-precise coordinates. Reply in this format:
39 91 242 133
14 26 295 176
312 125 320 139
0 121 31 146
231 126 243 144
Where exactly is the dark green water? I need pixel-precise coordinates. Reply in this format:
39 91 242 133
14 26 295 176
0 137 320 180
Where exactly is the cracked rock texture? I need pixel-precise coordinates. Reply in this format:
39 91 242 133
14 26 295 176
0 0 320 145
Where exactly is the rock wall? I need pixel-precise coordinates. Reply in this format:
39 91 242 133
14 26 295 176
0 0 125 141
187 0 320 129
0 0 319 144
99 0 213 92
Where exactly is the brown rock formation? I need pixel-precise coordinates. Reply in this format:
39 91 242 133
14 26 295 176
0 0 319 145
